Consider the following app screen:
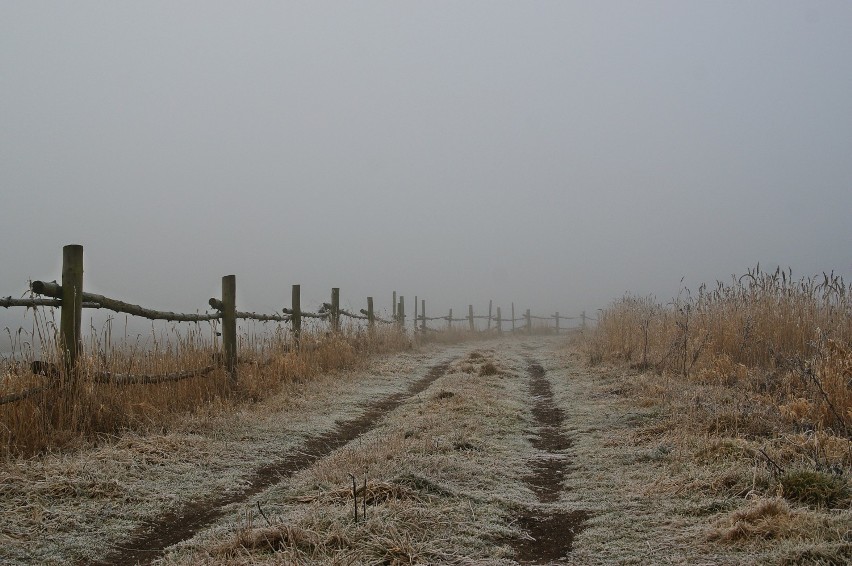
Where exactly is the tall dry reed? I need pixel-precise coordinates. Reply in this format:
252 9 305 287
588 266 851 434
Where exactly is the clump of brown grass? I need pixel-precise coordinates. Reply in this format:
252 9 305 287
708 497 806 541
479 362 499 376
707 496 847 544
212 522 322 558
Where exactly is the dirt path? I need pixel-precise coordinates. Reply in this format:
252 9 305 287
5 336 832 565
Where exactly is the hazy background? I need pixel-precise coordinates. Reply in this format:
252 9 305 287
2 1 851 344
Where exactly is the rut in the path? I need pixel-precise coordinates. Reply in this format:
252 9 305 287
93 358 455 566
511 360 588 565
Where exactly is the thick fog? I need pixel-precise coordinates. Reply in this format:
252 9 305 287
2 2 851 345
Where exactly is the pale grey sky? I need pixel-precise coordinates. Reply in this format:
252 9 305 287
2 1 851 336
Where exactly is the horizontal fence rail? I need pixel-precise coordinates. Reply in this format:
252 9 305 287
0 244 592 405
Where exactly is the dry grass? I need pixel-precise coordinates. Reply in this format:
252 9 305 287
0 312 412 457
587 266 851 433
582 266 851 561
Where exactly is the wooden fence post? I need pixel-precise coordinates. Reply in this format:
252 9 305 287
496 307 502 335
555 311 560 332
331 287 340 332
511 302 515 333
421 299 426 332
414 296 418 333
222 275 237 384
291 284 301 345
468 305 474 331
398 296 405 328
581 310 586 330
367 297 374 329
526 308 532 334
448 308 452 330
392 291 397 321
487 299 493 330
60 244 84 380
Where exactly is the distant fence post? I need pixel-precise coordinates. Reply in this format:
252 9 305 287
367 296 374 329
448 308 452 330
496 306 502 335
60 244 84 381
331 287 340 332
414 295 418 333
555 311 560 332
291 284 301 345
421 299 426 332
581 310 586 330
398 296 405 328
487 299 493 330
222 275 237 384
468 305 474 332
526 308 531 334
511 302 516 333
392 291 397 321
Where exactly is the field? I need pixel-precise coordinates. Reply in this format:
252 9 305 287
1 270 850 565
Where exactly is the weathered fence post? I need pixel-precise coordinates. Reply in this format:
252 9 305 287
60 244 84 380
414 295 418 333
496 307 502 335
448 308 452 330
555 311 560 332
468 304 474 332
421 299 426 332
367 296 374 329
398 296 405 328
511 302 516 333
392 291 397 321
581 310 587 330
222 275 237 384
291 284 301 345
526 308 532 334
331 287 340 332
487 300 493 330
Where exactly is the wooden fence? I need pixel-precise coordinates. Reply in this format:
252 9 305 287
1 244 592 404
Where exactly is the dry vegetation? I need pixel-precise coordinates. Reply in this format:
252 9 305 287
583 266 851 563
0 313 413 458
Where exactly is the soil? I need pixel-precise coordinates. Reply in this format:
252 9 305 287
508 359 588 563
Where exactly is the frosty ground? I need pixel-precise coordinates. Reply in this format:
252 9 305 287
2 336 847 565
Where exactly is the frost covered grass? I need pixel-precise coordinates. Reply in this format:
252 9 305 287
0 314 411 457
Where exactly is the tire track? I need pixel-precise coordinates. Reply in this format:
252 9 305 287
512 359 588 564
93 358 456 566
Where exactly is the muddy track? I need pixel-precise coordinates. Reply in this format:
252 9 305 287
93 358 455 566
512 360 589 564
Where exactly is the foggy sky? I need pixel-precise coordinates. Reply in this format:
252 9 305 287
2 1 851 338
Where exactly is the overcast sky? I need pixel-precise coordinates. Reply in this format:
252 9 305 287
2 1 851 338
